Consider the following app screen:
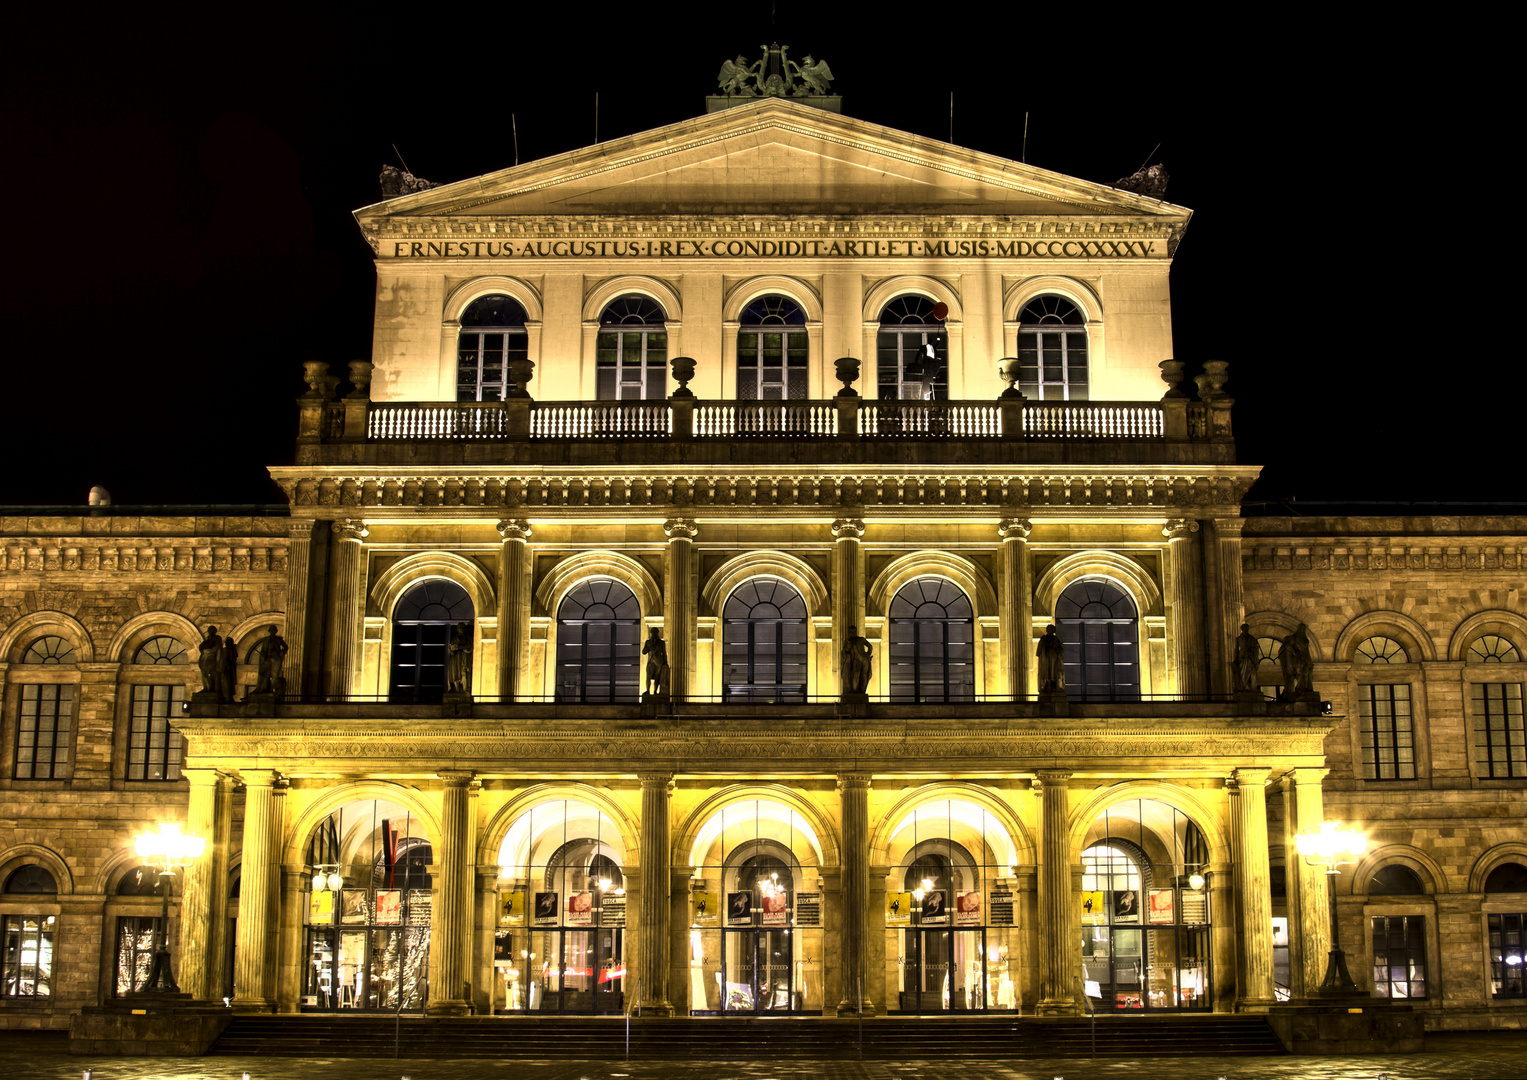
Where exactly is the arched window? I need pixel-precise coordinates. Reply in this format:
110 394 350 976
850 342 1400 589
1486 863 1527 893
134 637 190 665
457 294 528 401
722 579 807 702
1055 579 1140 702
876 296 947 400
556 579 641 703
389 580 474 704
4 866 57 894
1354 637 1414 780
15 637 77 781
1369 865 1425 894
1468 634 1525 779
888 578 974 702
597 294 667 399
1017 296 1089 400
1355 636 1408 664
21 637 74 664
1 866 56 999
737 296 807 400
1469 635 1521 663
126 635 191 781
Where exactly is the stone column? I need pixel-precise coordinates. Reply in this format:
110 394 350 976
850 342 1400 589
637 773 674 1015
662 519 698 700
428 771 474 1016
831 518 866 690
836 773 875 1016
998 517 1033 699
283 521 315 696
1282 768 1331 999
1232 767 1276 1009
233 772 277 1009
206 770 234 998
496 519 533 701
1205 518 1246 696
326 519 368 698
177 769 225 1000
1164 519 1207 698
1035 770 1075 1014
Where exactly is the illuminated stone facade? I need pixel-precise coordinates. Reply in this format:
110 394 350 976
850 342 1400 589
0 99 1523 1033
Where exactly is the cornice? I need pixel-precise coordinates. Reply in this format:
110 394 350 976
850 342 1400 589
362 215 1181 239
1244 540 1527 573
0 540 288 574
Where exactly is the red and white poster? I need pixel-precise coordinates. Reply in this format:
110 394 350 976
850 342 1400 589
1147 888 1175 925
760 890 788 927
954 891 982 927
568 891 594 926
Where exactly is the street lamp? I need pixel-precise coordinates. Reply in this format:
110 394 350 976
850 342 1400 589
1294 820 1368 994
131 822 207 994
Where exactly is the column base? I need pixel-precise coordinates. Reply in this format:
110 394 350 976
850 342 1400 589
635 1001 673 1017
230 998 276 1013
425 1000 473 1017
836 999 878 1017
1235 997 1276 1013
1035 998 1078 1016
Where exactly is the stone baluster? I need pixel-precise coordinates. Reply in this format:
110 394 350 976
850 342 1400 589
998 517 1033 699
1035 770 1075 1013
1164 519 1207 698
326 519 368 698
496 519 533 702
1232 767 1276 1008
662 519 697 700
428 771 474 1015
836 773 875 1015
638 773 674 1015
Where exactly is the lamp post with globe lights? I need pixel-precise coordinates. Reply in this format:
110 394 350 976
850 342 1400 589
1294 820 1368 994
131 822 207 994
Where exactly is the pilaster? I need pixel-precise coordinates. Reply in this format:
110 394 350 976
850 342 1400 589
999 517 1032 699
282 521 315 697
1164 519 1206 698
831 518 866 691
326 519 368 698
662 519 697 700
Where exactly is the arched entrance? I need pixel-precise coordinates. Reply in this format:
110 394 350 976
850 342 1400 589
493 800 628 1014
1080 799 1212 1011
299 798 432 1011
687 799 825 1014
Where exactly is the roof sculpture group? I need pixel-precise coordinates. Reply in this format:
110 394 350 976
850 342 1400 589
717 43 834 98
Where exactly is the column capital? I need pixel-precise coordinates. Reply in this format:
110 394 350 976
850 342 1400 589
238 769 280 790
663 517 699 541
1212 517 1246 539
1033 769 1073 788
998 517 1032 540
1281 766 1330 789
831 517 866 540
638 771 675 792
836 772 872 791
288 519 316 541
496 519 533 542
1162 518 1200 541
184 767 226 790
1232 766 1273 785
438 770 476 788
333 519 369 543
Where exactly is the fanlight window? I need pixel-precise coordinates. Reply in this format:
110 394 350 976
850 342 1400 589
1355 636 1408 664
876 296 948 400
21 637 75 664
1369 865 1425 895
887 578 974 702
3 866 57 894
1485 863 1527 892
722 579 808 702
555 579 641 703
457 294 528 402
1055 579 1140 702
1469 635 1522 663
134 637 189 665
1017 295 1088 401
1256 636 1284 701
597 294 667 400
737 296 808 400
389 580 474 704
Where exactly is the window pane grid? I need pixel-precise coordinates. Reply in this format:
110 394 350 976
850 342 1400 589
2 915 53 998
1489 913 1525 997
17 685 71 779
1474 683 1527 778
1359 684 1414 780
128 685 185 781
1371 915 1426 999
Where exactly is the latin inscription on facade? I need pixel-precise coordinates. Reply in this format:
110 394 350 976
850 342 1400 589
386 237 1159 260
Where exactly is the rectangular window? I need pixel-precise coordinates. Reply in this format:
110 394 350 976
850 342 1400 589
16 684 73 779
1 915 54 997
1474 683 1527 778
1359 684 1414 780
114 916 161 996
1489 913 1525 997
1371 915 1426 999
128 685 185 781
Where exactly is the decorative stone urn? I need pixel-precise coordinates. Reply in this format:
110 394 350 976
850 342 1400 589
670 356 696 398
1158 359 1187 399
507 357 535 398
302 360 332 399
834 356 860 396
1201 360 1231 399
996 357 1023 399
346 360 374 400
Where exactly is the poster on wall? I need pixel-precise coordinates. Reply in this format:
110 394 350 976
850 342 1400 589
921 890 948 924
692 891 718 926
407 890 431 927
955 891 982 927
726 891 752 925
499 890 525 925
308 889 334 923
761 891 788 927
340 889 369 925
795 892 821 927
1112 889 1141 923
886 891 912 925
568 891 594 926
1080 891 1106 924
1181 890 1209 925
988 890 1014 927
375 889 403 926
602 893 627 927
1147 888 1175 925
534 891 560 925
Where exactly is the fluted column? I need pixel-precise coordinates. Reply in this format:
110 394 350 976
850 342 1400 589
1035 770 1075 1013
638 773 674 1015
427 771 474 1015
1164 519 1206 698
836 773 875 1016
233 772 277 1009
662 519 697 700
830 518 866 691
1232 767 1276 1009
1283 768 1331 999
999 517 1033 699
326 519 368 698
283 521 315 696
177 769 227 1000
1205 518 1246 695
496 519 532 701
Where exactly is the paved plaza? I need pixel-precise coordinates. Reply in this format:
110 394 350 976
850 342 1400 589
4 1032 1526 1080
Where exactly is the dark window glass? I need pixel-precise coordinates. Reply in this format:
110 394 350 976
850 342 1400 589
390 581 474 704
556 580 641 703
128 685 185 780
16 684 72 779
1017 296 1088 401
1371 915 1426 999
596 295 667 399
877 296 947 400
1055 579 1140 702
722 579 808 702
1360 684 1415 779
738 296 808 401
1485 863 1527 893
888 578 974 703
458 295 528 402
1369 865 1424 895
1473 683 1527 778
3 866 57 894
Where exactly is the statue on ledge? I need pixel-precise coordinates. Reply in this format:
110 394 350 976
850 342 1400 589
1278 623 1315 701
1233 623 1261 693
447 622 473 694
197 626 223 696
253 625 287 696
841 624 872 697
643 627 670 700
1037 624 1066 693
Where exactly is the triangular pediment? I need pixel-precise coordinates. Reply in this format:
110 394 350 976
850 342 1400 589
356 100 1189 222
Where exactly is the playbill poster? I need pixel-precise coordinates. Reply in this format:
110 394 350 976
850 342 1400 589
692 891 718 926
308 888 334 923
1112 889 1141 923
340 888 369 924
761 891 788 926
534 891 560 925
1147 888 1175 925
568 890 594 926
955 891 982 926
375 889 402 926
886 891 912 925
1080 890 1106 925
921 889 949 924
499 890 525 925
727 891 752 925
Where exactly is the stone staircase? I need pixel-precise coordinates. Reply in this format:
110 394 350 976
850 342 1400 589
210 1013 1286 1059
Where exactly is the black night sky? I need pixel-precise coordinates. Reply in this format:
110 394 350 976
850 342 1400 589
1 7 1500 510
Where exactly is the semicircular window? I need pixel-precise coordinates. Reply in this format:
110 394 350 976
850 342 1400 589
556 579 641 704
458 294 528 402
738 296 808 401
1369 865 1425 895
597 294 667 399
723 579 808 703
21 636 76 665
1055 579 1139 702
877 295 948 400
134 637 190 665
1469 635 1522 663
1017 295 1088 401
888 578 974 702
1355 636 1408 664
390 580 474 704
4 865 58 894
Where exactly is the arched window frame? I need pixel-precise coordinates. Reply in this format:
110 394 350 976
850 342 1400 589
8 636 81 782
876 295 948 400
554 578 642 704
886 577 975 703
456 294 528 402
721 579 808 703
736 296 808 401
1 865 58 1000
1463 632 1527 781
388 579 475 705
596 294 668 400
1347 635 1420 783
1054 577 1141 703
117 630 197 784
1016 295 1089 401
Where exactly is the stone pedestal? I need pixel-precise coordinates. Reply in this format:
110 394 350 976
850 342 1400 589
1267 998 1425 1054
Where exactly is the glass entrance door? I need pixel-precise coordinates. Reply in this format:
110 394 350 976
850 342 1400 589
302 888 430 1011
496 926 624 1013
899 928 985 1012
721 928 797 1013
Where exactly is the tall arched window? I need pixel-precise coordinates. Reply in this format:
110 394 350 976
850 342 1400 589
2 867 57 999
737 296 807 400
389 580 474 704
888 578 974 702
597 294 667 399
556 580 641 703
722 579 808 702
14 636 78 781
1056 579 1140 702
125 635 192 781
458 294 528 401
877 296 948 399
1017 295 1088 400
